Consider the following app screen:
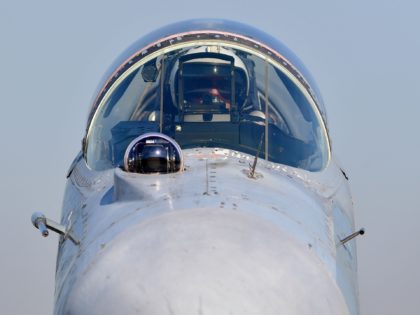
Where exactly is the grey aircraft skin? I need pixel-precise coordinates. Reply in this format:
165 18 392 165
31 19 363 315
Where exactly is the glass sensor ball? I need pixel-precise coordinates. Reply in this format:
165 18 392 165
124 133 183 174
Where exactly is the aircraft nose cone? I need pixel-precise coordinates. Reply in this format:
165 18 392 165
63 209 349 315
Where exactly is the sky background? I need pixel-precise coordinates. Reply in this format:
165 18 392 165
1 1 419 314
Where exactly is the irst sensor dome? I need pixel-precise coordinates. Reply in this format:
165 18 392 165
124 133 183 174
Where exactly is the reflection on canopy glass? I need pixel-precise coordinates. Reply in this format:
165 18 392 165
86 43 329 172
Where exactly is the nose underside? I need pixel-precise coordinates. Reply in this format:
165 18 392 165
63 209 349 315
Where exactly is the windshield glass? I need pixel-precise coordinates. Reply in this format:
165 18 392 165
86 42 329 171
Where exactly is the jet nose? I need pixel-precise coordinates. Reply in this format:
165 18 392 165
63 209 349 315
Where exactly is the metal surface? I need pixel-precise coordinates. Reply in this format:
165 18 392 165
51 147 359 314
31 212 80 245
340 228 365 246
31 19 362 315
31 212 49 237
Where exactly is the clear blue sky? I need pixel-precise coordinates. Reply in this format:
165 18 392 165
1 1 419 314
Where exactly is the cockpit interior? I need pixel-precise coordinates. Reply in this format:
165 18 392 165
85 40 329 172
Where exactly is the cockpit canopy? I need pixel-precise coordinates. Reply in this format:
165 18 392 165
85 20 330 172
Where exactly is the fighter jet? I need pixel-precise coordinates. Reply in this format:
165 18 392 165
31 19 364 315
